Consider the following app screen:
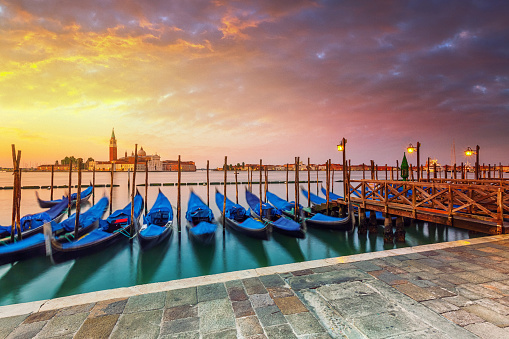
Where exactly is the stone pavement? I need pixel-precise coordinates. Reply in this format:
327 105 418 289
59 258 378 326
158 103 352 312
2 235 509 338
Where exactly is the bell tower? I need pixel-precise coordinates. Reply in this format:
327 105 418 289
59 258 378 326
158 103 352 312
109 128 117 161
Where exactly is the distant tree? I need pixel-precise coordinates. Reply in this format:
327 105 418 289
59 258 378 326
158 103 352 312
55 160 59 165
242 162 245 167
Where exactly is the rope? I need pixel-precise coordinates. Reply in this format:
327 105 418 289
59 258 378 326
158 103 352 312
114 227 137 239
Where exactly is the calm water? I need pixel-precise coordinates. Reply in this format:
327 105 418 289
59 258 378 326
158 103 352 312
0 170 481 306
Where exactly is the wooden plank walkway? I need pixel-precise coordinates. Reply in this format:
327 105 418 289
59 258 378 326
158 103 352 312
316 179 509 235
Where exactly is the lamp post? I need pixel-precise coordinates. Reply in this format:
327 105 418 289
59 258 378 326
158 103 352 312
407 142 420 181
337 138 347 201
465 145 480 180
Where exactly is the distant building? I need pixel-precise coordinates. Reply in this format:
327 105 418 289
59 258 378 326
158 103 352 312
162 160 196 171
88 129 193 172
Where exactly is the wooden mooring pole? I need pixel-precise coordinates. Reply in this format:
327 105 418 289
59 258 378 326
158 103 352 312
109 165 114 214
223 156 227 230
50 164 54 201
295 157 300 220
264 165 268 203
67 162 72 217
177 155 181 230
144 163 148 215
235 166 238 204
326 160 330 216
286 163 289 201
11 145 21 242
307 158 311 208
92 165 96 205
259 159 262 218
130 145 138 237
206 160 210 206
74 159 82 238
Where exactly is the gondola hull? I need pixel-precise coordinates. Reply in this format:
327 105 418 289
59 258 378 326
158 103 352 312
249 209 305 239
222 216 270 240
304 214 352 231
50 217 140 263
186 222 216 243
138 223 173 250
36 185 93 209
0 218 101 266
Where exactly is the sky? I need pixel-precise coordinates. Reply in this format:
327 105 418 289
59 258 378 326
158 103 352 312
0 0 508 168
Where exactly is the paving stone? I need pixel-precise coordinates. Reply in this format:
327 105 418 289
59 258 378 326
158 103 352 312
267 286 294 298
474 298 509 315
441 309 484 326
496 296 509 307
124 291 165 313
89 298 127 318
382 256 406 267
288 269 373 290
249 293 275 309
317 281 375 300
199 298 235 334
159 331 199 339
442 295 475 307
404 253 428 260
369 269 408 285
254 305 287 327
482 282 509 296
242 277 267 295
459 283 505 299
264 323 298 338
245 335 268 339
385 328 455 338
224 279 243 289
273 296 308 315
74 314 119 339
236 316 264 337
465 322 509 339
394 283 437 301
464 304 509 327
110 309 162 339
197 283 228 302
456 286 485 300
330 263 356 270
312 266 337 274
291 269 314 276
353 310 428 338
23 310 57 324
476 269 509 281
258 274 286 288
160 317 199 336
421 299 460 313
36 312 89 338
409 279 436 288
385 266 409 275
166 287 197 307
329 293 398 318
352 260 382 272
203 328 238 338
227 286 248 302
5 320 46 339
55 303 94 317
232 300 255 318
163 305 198 321
454 272 493 284
450 262 485 271
286 312 326 335
426 286 456 298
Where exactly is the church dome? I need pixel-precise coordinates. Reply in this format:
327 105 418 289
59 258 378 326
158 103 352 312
138 147 147 157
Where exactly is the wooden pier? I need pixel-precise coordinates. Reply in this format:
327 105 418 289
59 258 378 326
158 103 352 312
316 178 508 235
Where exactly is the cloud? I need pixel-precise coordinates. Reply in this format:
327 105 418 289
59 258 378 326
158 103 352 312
0 0 508 167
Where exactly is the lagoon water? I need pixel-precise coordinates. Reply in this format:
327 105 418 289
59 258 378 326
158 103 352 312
0 170 480 306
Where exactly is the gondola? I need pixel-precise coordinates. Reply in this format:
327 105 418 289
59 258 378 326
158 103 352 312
215 190 269 240
185 191 216 242
266 191 303 220
138 189 173 250
36 184 93 209
301 188 354 230
0 198 69 241
245 189 305 238
49 193 143 262
0 197 108 266
301 188 354 231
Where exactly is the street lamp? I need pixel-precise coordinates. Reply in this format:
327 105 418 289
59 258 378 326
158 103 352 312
406 142 421 181
337 138 347 201
464 145 480 179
